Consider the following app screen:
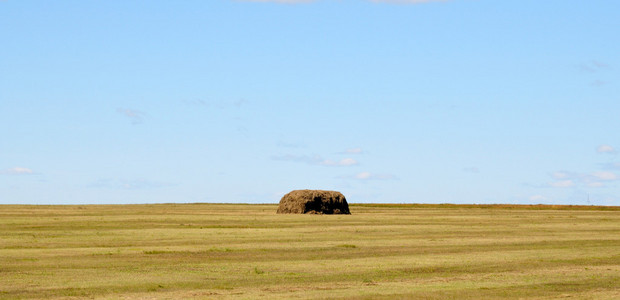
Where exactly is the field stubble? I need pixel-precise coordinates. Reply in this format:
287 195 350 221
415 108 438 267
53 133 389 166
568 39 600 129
0 203 619 299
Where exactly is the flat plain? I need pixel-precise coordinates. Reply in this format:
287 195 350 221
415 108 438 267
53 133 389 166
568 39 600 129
1 203 619 299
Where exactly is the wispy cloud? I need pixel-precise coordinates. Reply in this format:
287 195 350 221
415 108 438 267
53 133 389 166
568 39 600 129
181 99 207 106
578 61 611 87
463 166 480 173
591 171 618 181
579 60 610 73
551 171 573 180
272 154 358 167
548 180 575 188
1 167 35 175
272 154 321 164
547 169 619 188
543 145 620 189
597 144 616 154
340 148 364 154
587 182 605 188
344 171 396 180
117 108 146 125
233 99 248 108
277 141 307 148
321 158 359 166
601 162 620 170
592 80 608 87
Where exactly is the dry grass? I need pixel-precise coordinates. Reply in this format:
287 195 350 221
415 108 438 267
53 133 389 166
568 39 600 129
0 203 618 299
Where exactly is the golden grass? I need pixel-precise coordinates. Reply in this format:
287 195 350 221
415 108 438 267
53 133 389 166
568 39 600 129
0 203 618 299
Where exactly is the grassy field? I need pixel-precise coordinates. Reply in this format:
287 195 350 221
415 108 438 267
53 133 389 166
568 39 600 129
1 203 619 299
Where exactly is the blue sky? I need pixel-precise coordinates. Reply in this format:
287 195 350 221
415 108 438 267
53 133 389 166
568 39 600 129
1 0 619 205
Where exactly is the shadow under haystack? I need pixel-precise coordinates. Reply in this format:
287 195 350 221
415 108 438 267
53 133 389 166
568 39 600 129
277 190 350 214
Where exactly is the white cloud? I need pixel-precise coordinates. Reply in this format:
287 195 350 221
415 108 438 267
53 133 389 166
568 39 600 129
549 180 575 188
341 158 358 166
546 168 620 189
552 171 571 179
351 172 396 180
587 182 605 188
1 167 34 175
343 148 363 154
591 171 617 181
597 145 616 154
355 172 372 180
321 158 359 166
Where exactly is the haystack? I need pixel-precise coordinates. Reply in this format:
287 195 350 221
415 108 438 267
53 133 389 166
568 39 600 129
277 190 350 214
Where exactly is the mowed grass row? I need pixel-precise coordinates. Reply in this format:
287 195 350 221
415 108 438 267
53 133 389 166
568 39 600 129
0 204 619 299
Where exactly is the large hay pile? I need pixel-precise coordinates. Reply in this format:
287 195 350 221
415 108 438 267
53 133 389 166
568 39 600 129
277 190 350 214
